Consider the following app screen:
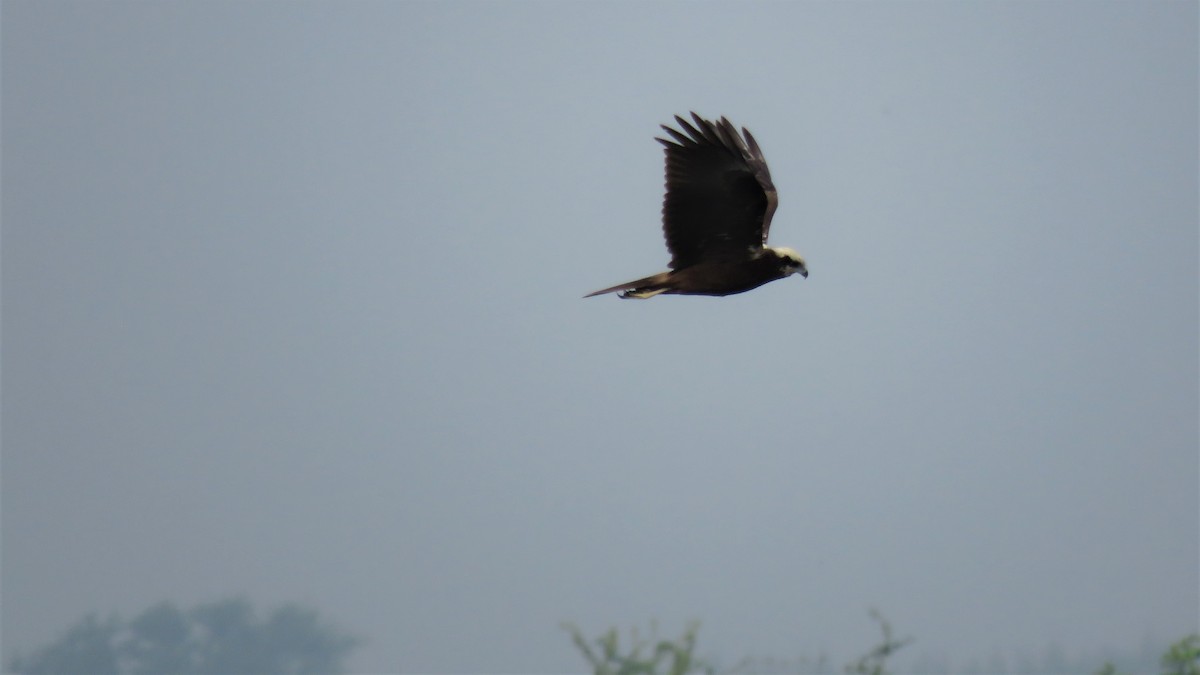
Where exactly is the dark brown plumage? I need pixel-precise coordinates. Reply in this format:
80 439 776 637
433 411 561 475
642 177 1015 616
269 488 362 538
586 113 806 299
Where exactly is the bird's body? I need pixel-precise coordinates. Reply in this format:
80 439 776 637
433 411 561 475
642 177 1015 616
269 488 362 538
584 246 804 298
586 113 806 299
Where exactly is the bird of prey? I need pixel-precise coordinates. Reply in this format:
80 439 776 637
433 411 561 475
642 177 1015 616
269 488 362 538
585 112 807 299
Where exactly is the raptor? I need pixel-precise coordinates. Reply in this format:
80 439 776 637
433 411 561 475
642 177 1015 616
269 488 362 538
586 113 806 299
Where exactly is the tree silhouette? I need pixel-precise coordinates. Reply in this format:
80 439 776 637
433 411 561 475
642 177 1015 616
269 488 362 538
9 597 358 675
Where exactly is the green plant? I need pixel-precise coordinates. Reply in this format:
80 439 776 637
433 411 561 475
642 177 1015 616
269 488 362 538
843 610 912 675
1161 634 1200 675
561 620 712 675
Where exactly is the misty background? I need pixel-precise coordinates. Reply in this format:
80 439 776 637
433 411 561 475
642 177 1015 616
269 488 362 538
3 1 1197 672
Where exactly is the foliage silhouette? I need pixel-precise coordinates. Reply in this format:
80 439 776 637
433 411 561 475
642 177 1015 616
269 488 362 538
843 609 913 675
1161 634 1200 675
564 612 911 675
565 615 1200 675
1094 634 1199 675
562 620 712 675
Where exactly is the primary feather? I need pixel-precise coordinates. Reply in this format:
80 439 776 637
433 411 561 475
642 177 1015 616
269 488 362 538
657 113 778 269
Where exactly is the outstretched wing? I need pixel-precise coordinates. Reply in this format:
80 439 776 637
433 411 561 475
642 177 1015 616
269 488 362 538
656 113 778 269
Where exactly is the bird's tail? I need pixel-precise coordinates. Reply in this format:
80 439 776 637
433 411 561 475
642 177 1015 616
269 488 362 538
583 272 673 299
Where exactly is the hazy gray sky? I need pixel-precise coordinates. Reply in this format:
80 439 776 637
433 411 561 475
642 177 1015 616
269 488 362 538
4 1 1197 672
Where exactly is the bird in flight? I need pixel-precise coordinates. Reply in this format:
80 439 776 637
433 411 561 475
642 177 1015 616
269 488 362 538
586 112 806 299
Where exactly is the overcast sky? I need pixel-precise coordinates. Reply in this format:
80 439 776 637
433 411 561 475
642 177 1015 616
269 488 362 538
3 1 1197 673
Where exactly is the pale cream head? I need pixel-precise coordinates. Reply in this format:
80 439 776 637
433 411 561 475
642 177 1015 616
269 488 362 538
768 246 808 278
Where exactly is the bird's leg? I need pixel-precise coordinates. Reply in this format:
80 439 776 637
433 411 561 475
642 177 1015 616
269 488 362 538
619 288 667 299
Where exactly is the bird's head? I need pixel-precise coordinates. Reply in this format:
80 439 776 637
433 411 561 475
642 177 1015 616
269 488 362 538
770 246 808 279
